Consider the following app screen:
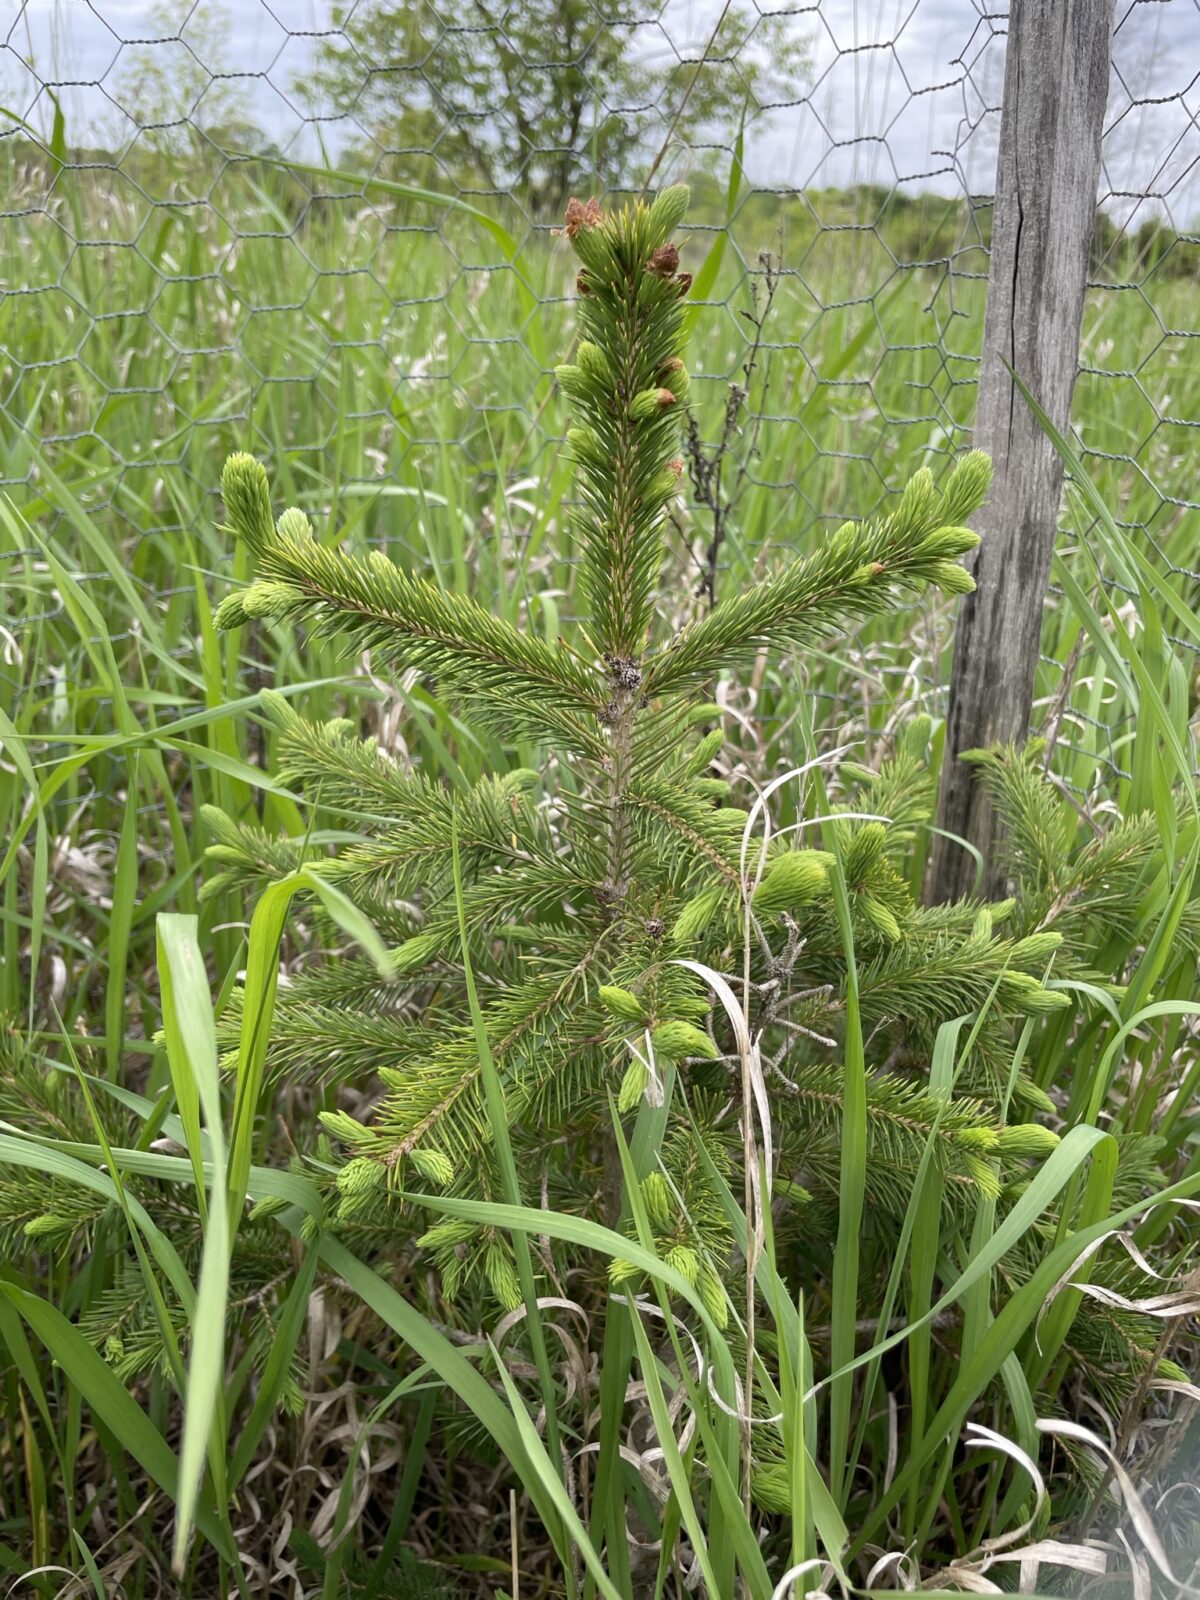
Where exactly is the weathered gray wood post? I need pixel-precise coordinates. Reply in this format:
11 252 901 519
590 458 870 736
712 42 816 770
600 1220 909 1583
929 0 1114 903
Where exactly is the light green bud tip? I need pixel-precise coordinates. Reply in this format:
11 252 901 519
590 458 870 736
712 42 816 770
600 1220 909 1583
25 1214 66 1238
897 467 937 524
198 803 238 844
1011 931 1063 966
698 1263 729 1329
486 1246 522 1311
1014 1073 1056 1115
689 702 723 724
931 560 976 596
844 822 887 880
672 884 723 943
337 1155 384 1195
599 984 647 1023
554 363 589 401
1002 972 1070 1013
647 183 689 244
391 930 441 975
276 506 314 543
215 591 251 630
221 452 275 554
567 426 603 462
651 464 684 500
860 895 902 942
609 1256 640 1288
666 1242 700 1286
650 1019 718 1061
940 448 993 523
642 1171 672 1228
956 1126 999 1152
753 851 829 914
258 687 293 728
921 525 981 559
577 341 610 382
631 387 677 420
239 580 300 618
410 1147 454 1186
500 767 540 795
319 1109 372 1146
996 1123 1061 1158
964 1156 1002 1200
689 728 725 771
618 1057 649 1113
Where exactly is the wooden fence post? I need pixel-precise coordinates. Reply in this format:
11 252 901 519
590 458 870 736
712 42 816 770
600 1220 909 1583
928 0 1114 903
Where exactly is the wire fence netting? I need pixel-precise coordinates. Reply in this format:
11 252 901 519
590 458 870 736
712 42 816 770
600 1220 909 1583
1 0 1198 815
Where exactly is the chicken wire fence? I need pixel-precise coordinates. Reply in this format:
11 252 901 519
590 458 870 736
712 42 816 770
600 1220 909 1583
0 0 1198 807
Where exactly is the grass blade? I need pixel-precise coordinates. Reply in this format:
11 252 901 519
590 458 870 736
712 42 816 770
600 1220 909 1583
157 915 234 1570
0 1283 235 1562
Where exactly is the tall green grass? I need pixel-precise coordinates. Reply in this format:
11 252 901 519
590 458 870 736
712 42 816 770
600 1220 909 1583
4 626 1198 1591
1 148 1198 1596
3 147 1196 1018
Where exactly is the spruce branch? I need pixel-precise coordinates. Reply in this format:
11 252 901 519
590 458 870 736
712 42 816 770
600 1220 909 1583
198 806 307 900
322 774 561 904
641 452 991 697
366 941 613 1169
625 775 743 886
217 458 601 721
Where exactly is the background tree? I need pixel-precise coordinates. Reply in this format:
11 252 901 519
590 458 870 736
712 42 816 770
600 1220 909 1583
308 0 812 214
111 1 266 157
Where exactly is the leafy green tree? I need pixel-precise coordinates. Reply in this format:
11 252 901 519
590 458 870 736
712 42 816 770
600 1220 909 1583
307 2 812 212
110 1 265 156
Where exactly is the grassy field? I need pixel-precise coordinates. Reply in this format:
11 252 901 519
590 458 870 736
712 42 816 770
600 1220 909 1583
3 149 1197 1013
2 146 1199 1596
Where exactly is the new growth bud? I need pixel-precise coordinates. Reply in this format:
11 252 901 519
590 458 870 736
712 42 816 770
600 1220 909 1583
276 506 315 543
554 363 589 401
996 1123 1061 1158
940 448 993 523
641 1171 672 1228
337 1156 384 1196
618 1057 648 1112
390 930 441 974
672 885 724 942
577 341 611 383
599 984 647 1023
650 1020 719 1062
919 525 981 559
221 452 276 554
238 580 301 619
630 387 677 418
646 183 689 243
931 560 977 596
752 851 830 914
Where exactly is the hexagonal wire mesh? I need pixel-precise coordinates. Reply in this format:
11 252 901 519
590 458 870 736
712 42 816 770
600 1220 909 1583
0 0 1197 823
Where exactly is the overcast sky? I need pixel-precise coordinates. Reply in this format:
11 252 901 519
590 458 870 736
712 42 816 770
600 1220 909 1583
3 0 1199 222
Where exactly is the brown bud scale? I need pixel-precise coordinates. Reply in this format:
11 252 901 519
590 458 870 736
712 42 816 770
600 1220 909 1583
561 196 604 238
